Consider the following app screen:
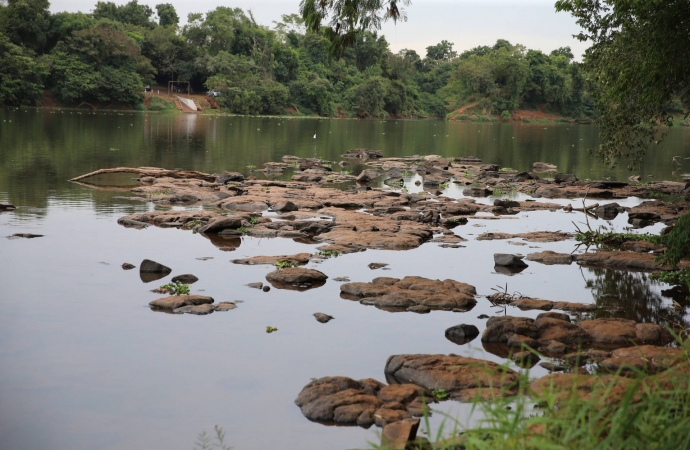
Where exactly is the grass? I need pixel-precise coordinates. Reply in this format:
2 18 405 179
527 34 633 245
193 425 232 450
371 340 690 450
159 281 190 296
439 182 450 189
147 96 177 112
499 167 515 172
184 219 206 230
317 250 341 259
237 227 251 235
274 260 298 269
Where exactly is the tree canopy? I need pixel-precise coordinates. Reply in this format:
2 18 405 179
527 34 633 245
555 0 690 168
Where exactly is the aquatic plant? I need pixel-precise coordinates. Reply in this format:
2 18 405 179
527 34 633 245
266 326 278 333
274 260 297 269
159 281 190 296
248 216 260 226
649 270 690 292
237 227 251 235
439 182 450 189
317 250 341 259
193 425 232 450
498 167 515 172
184 219 205 230
431 388 449 400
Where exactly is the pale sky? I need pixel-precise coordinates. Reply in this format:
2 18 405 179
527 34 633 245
48 0 589 59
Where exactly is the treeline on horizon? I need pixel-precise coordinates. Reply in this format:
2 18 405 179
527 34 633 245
0 0 596 119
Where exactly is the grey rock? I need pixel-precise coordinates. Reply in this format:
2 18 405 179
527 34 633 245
494 199 520 208
140 259 172 274
262 286 271 292
554 173 578 184
273 201 298 212
174 304 215 315
445 324 480 345
214 302 237 311
247 282 263 289
314 312 334 323
215 171 245 184
494 254 529 267
171 274 198 284
368 262 389 270
122 263 136 270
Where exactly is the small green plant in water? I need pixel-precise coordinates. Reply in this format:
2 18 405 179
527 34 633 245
245 164 256 169
317 250 341 259
184 219 205 230
193 425 232 450
431 388 449 400
340 170 351 175
401 170 414 176
439 182 450 189
274 260 297 269
492 188 505 196
498 167 515 172
266 326 278 333
248 216 260 226
159 281 190 296
237 227 251 235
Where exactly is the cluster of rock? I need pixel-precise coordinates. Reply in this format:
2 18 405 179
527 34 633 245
527 249 690 271
339 276 477 313
149 294 237 315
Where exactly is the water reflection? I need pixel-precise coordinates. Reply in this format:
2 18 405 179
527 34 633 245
584 267 689 330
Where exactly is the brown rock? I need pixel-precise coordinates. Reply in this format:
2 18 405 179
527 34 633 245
600 345 683 374
174 304 215 315
232 253 313 266
265 268 328 290
149 295 214 310
579 318 673 347
482 316 538 343
511 298 554 311
381 418 420 450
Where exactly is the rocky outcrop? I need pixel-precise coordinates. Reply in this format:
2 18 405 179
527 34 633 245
340 276 477 312
384 354 520 401
140 259 172 274
600 345 683 374
482 316 672 352
527 250 690 271
294 376 425 428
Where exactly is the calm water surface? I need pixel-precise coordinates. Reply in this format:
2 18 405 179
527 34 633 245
1 108 689 450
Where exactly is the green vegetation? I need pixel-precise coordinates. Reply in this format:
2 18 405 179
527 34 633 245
316 250 341 259
430 388 449 400
653 213 690 268
650 270 690 292
237 227 251 235
159 281 190 296
0 0 594 119
575 229 655 250
274 260 298 269
265 326 278 333
439 182 449 189
183 219 205 230
147 96 175 111
555 1 690 168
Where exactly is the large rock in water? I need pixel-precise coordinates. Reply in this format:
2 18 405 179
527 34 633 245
384 354 520 401
171 274 198 284
578 318 673 347
494 254 528 267
149 295 214 310
340 276 477 313
265 268 328 290
294 376 425 428
140 259 172 274
444 324 480 345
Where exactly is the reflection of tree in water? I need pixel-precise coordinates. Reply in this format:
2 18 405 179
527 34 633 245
584 267 689 331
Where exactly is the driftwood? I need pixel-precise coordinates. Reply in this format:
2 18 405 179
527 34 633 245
69 167 216 183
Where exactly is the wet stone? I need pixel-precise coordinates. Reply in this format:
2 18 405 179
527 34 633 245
445 324 480 345
494 254 529 267
171 274 199 284
140 259 172 274
369 262 389 270
314 312 334 323
262 286 271 292
247 282 263 289
174 304 215 315
122 263 136 270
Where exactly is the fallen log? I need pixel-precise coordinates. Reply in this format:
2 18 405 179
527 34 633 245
69 167 216 183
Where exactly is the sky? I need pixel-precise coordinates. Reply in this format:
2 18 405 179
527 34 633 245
48 0 589 59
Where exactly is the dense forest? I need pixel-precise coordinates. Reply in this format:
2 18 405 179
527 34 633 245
0 0 595 119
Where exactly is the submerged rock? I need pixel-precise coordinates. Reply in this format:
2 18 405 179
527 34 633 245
494 254 529 267
368 262 389 270
444 324 480 345
171 274 199 284
149 295 214 310
10 233 43 238
122 263 136 270
0 203 16 211
232 253 313 266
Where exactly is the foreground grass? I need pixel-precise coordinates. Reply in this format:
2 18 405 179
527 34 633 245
372 342 690 450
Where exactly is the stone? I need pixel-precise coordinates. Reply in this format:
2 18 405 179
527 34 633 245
171 274 199 284
554 173 578 184
140 259 172 274
122 263 135 270
526 250 574 265
600 345 684 374
369 262 389 270
0 203 16 211
356 169 380 183
149 295 214 310
215 171 245 184
511 351 540 365
494 254 528 267
273 201 298 212
11 233 43 238
247 282 263 289
494 199 520 208
214 302 237 311
232 253 312 266
535 317 590 345
445 324 480 345
478 232 573 243
536 312 571 322
314 312 334 323
482 316 538 343
552 302 597 312
265 268 328 290
533 162 557 171
262 286 270 292
385 354 520 398
174 304 215 315
594 202 621 220
511 298 553 311
381 418 420 450
579 319 673 347
539 362 565 372
506 334 539 349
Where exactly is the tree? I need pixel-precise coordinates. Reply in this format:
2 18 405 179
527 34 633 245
155 3 178 27
426 40 456 62
93 0 154 28
0 33 47 104
556 0 690 168
300 0 410 55
0 0 51 52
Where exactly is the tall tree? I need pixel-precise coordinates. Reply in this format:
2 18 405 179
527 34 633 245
556 0 690 168
155 3 178 27
0 0 51 52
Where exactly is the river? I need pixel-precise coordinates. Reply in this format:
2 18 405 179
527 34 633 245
1 108 689 450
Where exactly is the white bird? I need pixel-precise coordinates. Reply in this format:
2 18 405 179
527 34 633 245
313 133 316 139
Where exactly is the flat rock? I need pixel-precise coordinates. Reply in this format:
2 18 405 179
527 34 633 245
384 354 519 399
171 274 198 284
314 312 334 323
214 301 237 311
341 276 477 312
381 418 420 450
478 232 572 242
511 298 553 311
140 259 172 274
368 262 389 270
174 304 215 315
149 295 214 310
526 250 574 265
600 345 683 374
578 319 673 347
11 233 43 238
122 263 135 270
247 282 263 289
232 253 313 266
